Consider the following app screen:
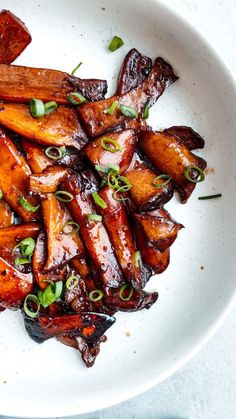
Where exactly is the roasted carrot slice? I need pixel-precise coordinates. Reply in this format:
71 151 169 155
29 166 72 194
24 312 116 343
0 200 14 228
0 10 31 64
0 104 88 150
21 140 54 173
0 64 107 104
124 151 174 211
78 57 178 137
62 172 124 289
116 48 152 95
41 193 85 272
97 186 151 289
134 224 170 274
164 126 205 150
33 231 67 290
0 257 33 309
133 209 183 252
85 129 137 174
0 129 40 221
104 287 158 312
139 131 207 203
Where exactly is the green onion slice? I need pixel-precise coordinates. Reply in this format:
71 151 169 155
29 98 45 118
107 172 119 190
152 174 172 188
101 137 122 153
71 62 83 76
108 35 124 52
66 274 79 290
117 176 132 191
103 101 120 115
119 284 134 301
89 289 104 302
119 104 138 118
44 101 58 115
24 294 40 318
88 213 102 222
55 190 74 202
143 103 149 119
68 92 86 106
92 191 107 209
198 193 222 200
38 281 63 308
0 190 3 200
19 197 40 212
14 237 35 257
15 257 31 266
112 187 128 202
45 146 67 160
134 250 143 268
184 165 205 183
61 220 80 235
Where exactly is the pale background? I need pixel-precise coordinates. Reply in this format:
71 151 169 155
1 0 236 418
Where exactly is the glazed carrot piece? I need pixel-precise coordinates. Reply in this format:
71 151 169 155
164 126 205 150
0 129 40 221
41 193 85 272
0 10 31 64
104 287 158 312
0 104 88 150
21 140 54 173
29 166 72 194
0 201 14 228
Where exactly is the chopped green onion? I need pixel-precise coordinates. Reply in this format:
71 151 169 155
119 284 134 301
112 187 128 202
61 220 80 235
88 213 102 222
19 197 40 212
68 92 86 106
198 193 222 200
103 101 120 115
71 62 82 76
24 294 40 318
14 237 35 257
15 257 31 266
38 281 63 308
152 174 172 188
108 35 124 52
0 190 3 200
101 137 122 153
66 274 79 290
119 104 138 118
55 190 74 202
45 146 67 160
89 289 104 302
95 163 120 174
107 172 119 190
134 250 142 268
143 103 149 119
117 176 132 191
95 164 107 173
92 191 107 209
184 166 205 183
44 101 58 115
29 98 45 118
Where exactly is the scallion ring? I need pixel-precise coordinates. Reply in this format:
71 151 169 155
24 294 40 318
107 172 119 190
119 284 134 301
0 190 3 200
92 191 107 209
103 100 120 115
44 101 58 115
152 174 172 188
117 176 132 191
14 237 35 257
184 166 205 183
61 221 80 235
66 274 79 290
45 146 67 160
71 61 82 76
29 98 45 118
112 186 129 202
134 250 143 268
38 281 63 308
55 190 74 202
15 257 31 266
108 35 124 52
88 213 102 222
119 104 138 118
101 137 122 153
68 92 86 106
19 197 40 212
89 289 104 302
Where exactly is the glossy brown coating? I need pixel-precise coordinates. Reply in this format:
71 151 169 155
0 200 14 228
104 287 158 312
98 186 151 289
78 57 178 137
41 193 85 271
0 129 40 221
116 48 152 95
139 131 207 203
29 166 72 194
0 104 88 150
0 10 31 64
33 231 67 290
23 312 116 344
0 64 107 103
134 224 170 274
21 140 54 173
164 126 205 150
85 129 138 174
124 151 174 211
0 257 33 309
133 209 183 252
61 173 124 289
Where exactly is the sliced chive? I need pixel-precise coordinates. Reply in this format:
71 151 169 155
107 172 119 190
14 237 35 257
71 62 83 76
184 166 205 183
101 137 122 153
29 98 45 118
152 174 172 188
119 104 138 118
19 197 40 212
134 250 142 268
38 281 63 308
68 92 86 105
119 284 134 301
0 190 3 200
66 274 79 290
103 100 120 115
61 220 80 235
112 187 128 202
24 294 40 318
55 190 74 202
108 35 124 52
198 194 222 200
44 101 58 115
88 213 102 222
92 191 107 209
45 146 67 160
89 289 104 302
15 257 31 266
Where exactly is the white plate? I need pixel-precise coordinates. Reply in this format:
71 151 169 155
1 0 236 417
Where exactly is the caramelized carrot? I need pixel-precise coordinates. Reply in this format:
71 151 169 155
29 166 72 194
